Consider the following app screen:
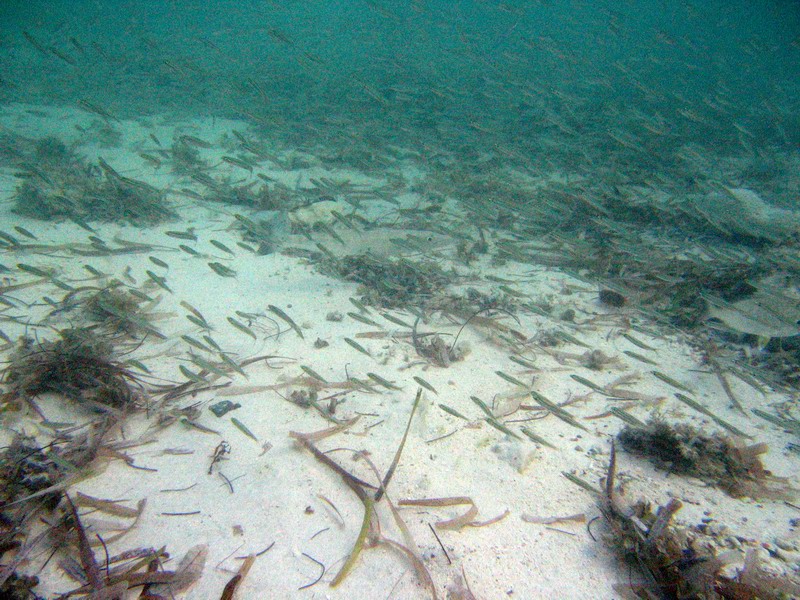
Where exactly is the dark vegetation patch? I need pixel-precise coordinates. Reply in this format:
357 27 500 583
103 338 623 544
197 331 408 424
73 285 163 340
11 136 174 225
1 327 143 414
617 420 792 499
325 254 454 309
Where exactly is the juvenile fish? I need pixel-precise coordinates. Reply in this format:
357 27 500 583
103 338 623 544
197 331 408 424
529 390 588 432
651 371 694 393
145 270 172 293
187 314 211 329
179 364 207 384
227 317 257 340
219 353 247 378
210 239 235 255
148 256 169 269
139 153 162 168
179 134 212 148
166 230 198 241
301 365 328 383
17 263 51 278
208 262 236 278
344 337 371 357
190 354 229 379
348 312 381 327
221 155 254 172
182 335 211 352
412 376 437 395
496 370 528 388
380 312 411 328
13 226 37 240
367 372 401 390
77 99 119 122
439 404 468 420
179 244 201 257
268 305 304 339
231 417 258 441
0 231 20 246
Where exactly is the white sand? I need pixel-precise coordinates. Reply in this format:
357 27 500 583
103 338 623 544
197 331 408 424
0 106 798 599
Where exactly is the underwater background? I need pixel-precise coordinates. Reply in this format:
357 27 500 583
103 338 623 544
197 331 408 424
2 1 800 599
3 0 799 181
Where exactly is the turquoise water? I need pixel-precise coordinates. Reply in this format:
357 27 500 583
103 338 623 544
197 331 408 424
2 0 797 176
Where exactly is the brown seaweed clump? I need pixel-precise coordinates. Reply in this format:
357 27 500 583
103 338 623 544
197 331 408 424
411 316 465 368
81 286 161 339
617 420 791 499
599 288 626 308
600 442 800 599
0 572 44 600
1 328 142 413
0 422 118 599
0 435 65 510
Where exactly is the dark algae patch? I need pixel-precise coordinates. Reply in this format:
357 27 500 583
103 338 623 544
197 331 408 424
325 254 453 309
1 327 143 413
11 136 174 225
617 419 792 500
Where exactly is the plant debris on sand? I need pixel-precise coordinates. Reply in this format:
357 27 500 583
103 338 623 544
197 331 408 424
599 442 800 599
1 327 143 414
46 495 206 599
0 421 120 599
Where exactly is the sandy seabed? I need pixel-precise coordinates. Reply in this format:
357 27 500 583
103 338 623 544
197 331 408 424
0 105 798 600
